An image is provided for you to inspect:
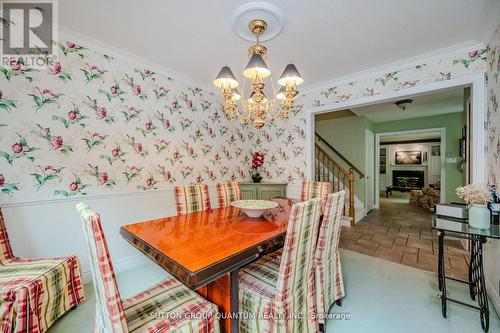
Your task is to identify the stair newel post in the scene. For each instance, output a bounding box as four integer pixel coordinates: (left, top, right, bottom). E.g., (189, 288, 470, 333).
(348, 168, 355, 226)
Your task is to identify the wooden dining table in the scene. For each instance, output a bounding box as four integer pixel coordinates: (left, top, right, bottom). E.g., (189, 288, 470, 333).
(120, 198, 297, 333)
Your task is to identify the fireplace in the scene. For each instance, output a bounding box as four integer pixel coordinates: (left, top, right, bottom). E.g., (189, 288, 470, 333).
(392, 170, 424, 189)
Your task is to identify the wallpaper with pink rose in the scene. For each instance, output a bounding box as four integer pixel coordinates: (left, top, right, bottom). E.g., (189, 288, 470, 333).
(0, 37, 492, 204)
(0, 40, 255, 203)
(248, 46, 489, 187)
(486, 23, 500, 189)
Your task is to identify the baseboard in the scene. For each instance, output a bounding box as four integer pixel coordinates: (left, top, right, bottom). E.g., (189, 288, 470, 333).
(81, 254, 150, 283)
(486, 276, 500, 317)
(355, 208, 367, 223)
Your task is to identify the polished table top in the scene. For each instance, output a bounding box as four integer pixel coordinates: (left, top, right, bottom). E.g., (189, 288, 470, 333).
(432, 215, 500, 239)
(120, 198, 296, 289)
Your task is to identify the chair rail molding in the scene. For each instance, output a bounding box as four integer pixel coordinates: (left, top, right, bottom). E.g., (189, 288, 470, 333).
(305, 73, 487, 189)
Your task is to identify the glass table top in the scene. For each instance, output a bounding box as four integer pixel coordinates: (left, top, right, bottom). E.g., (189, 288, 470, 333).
(432, 215, 500, 239)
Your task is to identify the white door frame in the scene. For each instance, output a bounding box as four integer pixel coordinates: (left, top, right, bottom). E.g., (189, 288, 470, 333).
(306, 73, 486, 185)
(365, 129, 375, 211)
(374, 127, 446, 209)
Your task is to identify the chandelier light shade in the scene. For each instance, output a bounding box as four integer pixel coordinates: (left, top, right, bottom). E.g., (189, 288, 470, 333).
(213, 66, 239, 89)
(213, 19, 303, 129)
(243, 53, 272, 79)
(278, 64, 304, 86)
(231, 88, 241, 101)
(276, 86, 286, 100)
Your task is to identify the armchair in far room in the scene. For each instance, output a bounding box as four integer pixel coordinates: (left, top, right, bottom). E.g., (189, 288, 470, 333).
(410, 182, 441, 210)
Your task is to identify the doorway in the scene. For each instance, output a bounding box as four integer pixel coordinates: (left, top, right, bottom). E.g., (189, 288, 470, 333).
(313, 85, 475, 276)
(374, 127, 446, 210)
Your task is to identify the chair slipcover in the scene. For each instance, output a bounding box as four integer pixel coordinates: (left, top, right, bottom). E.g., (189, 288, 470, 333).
(76, 203, 219, 333)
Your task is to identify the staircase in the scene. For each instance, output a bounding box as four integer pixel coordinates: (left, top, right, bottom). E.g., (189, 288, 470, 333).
(314, 132, 365, 225)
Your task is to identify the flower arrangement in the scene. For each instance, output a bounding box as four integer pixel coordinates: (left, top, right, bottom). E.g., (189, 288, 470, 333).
(456, 184, 491, 206)
(251, 151, 265, 183)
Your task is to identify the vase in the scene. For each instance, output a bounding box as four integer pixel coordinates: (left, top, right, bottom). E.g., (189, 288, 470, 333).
(468, 204, 490, 229)
(251, 173, 263, 183)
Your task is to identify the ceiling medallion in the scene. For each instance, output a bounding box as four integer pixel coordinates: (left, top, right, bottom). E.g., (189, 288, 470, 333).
(214, 12, 303, 129)
(231, 2, 284, 42)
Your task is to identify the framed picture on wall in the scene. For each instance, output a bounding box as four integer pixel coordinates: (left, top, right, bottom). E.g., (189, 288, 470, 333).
(395, 150, 422, 165)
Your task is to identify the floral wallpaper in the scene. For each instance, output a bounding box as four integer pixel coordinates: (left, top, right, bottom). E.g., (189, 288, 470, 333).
(0, 36, 492, 204)
(248, 47, 489, 187)
(487, 23, 500, 189)
(0, 40, 251, 203)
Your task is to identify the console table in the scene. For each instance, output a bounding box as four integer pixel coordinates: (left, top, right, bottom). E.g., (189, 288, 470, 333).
(240, 183, 287, 200)
(432, 215, 500, 332)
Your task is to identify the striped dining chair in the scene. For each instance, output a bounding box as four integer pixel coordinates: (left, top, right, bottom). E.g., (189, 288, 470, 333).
(216, 181, 242, 207)
(238, 198, 322, 333)
(315, 191, 346, 326)
(0, 209, 85, 333)
(174, 184, 211, 215)
(300, 181, 332, 212)
(76, 203, 220, 333)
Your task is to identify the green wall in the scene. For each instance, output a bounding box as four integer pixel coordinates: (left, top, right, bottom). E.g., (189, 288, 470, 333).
(374, 112, 466, 202)
(315, 115, 373, 203)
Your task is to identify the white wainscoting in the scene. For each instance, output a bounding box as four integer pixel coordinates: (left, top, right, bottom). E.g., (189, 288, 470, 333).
(2, 184, 300, 283)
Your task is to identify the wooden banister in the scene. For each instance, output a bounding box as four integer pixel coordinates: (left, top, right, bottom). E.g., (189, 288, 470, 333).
(315, 143, 356, 225)
(315, 132, 365, 178)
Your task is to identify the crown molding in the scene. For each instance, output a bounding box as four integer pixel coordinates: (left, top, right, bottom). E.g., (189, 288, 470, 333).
(57, 26, 218, 93)
(300, 40, 485, 95)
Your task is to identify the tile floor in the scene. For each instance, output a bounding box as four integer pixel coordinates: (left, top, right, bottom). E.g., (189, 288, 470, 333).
(340, 194, 469, 280)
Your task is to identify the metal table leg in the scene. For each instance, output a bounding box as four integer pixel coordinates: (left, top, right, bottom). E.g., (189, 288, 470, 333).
(437, 231, 490, 332)
(438, 230, 444, 292)
(438, 230, 447, 317)
(471, 236, 489, 332)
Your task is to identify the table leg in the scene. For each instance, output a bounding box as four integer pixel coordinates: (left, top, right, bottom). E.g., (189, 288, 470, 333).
(437, 231, 444, 292)
(471, 236, 489, 332)
(230, 270, 239, 333)
(469, 238, 478, 300)
(438, 230, 447, 317)
(196, 272, 239, 333)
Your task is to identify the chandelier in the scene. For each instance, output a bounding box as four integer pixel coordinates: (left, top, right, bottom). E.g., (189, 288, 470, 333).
(213, 19, 303, 129)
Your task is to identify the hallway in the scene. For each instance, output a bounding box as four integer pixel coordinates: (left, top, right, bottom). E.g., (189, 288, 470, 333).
(340, 200, 469, 280)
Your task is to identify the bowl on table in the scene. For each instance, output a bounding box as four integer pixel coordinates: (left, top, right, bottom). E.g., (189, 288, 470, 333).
(231, 200, 279, 218)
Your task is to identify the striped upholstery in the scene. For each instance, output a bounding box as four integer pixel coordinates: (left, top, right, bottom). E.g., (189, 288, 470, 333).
(314, 191, 346, 322)
(0, 209, 85, 333)
(300, 181, 332, 212)
(0, 209, 15, 263)
(174, 184, 211, 215)
(216, 182, 242, 207)
(76, 203, 220, 333)
(239, 199, 321, 333)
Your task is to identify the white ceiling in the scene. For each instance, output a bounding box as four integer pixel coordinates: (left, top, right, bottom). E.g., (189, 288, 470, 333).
(58, 0, 500, 89)
(351, 88, 464, 122)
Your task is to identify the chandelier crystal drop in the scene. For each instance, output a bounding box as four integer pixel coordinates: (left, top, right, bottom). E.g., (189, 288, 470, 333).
(213, 19, 303, 129)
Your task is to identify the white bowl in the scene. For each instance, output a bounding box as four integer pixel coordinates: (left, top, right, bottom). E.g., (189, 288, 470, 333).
(231, 200, 279, 218)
